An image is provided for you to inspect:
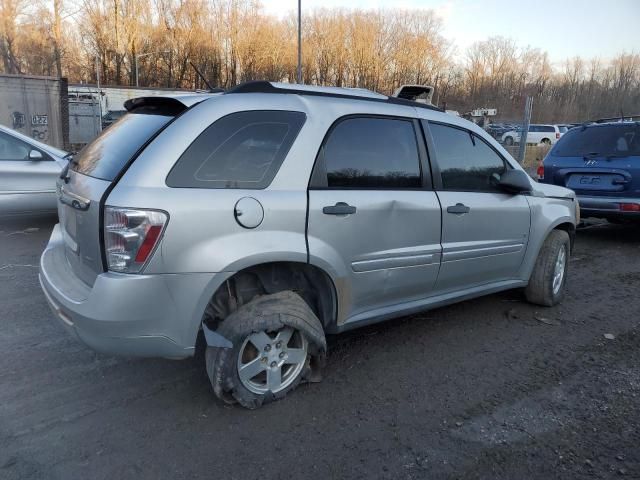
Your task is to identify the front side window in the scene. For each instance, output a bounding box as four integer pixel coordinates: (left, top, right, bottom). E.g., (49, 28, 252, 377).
(319, 117, 421, 189)
(167, 110, 306, 189)
(0, 132, 30, 161)
(429, 123, 507, 192)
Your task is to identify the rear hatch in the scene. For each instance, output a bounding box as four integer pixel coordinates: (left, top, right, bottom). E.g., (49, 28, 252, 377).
(57, 97, 197, 286)
(543, 123, 640, 197)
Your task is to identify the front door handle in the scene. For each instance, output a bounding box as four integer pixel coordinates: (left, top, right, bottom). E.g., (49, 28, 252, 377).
(446, 203, 470, 215)
(323, 202, 357, 215)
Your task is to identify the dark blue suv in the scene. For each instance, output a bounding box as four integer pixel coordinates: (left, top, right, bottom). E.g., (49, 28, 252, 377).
(539, 121, 640, 221)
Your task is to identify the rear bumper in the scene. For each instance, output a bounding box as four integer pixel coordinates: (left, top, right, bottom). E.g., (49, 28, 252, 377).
(577, 195, 640, 220)
(39, 224, 231, 358)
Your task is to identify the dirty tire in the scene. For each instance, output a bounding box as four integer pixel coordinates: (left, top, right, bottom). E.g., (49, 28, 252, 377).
(504, 136, 514, 146)
(205, 291, 326, 409)
(525, 230, 570, 306)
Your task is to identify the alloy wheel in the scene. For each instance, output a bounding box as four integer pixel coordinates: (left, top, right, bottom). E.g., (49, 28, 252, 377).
(237, 326, 308, 394)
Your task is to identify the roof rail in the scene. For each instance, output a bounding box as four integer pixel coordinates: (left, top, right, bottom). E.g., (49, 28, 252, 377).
(592, 114, 640, 123)
(225, 81, 444, 112)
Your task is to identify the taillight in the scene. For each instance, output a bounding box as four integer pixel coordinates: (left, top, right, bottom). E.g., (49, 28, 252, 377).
(556, 132, 560, 139)
(104, 207, 168, 273)
(619, 203, 640, 212)
(536, 159, 545, 180)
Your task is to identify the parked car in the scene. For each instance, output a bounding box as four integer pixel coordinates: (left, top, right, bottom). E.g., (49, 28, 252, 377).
(502, 124, 564, 146)
(539, 121, 640, 222)
(0, 124, 69, 216)
(39, 82, 578, 408)
(485, 123, 512, 140)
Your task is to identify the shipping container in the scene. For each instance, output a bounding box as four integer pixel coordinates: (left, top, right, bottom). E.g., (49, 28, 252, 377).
(0, 74, 69, 150)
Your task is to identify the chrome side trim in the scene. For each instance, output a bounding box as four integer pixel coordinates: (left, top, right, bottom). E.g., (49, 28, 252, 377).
(352, 253, 436, 272)
(442, 243, 524, 262)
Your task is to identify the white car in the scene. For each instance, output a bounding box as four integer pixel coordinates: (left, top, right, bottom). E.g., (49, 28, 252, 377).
(0, 124, 69, 216)
(502, 124, 564, 146)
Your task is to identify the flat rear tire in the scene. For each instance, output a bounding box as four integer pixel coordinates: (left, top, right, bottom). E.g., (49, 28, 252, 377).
(205, 291, 326, 409)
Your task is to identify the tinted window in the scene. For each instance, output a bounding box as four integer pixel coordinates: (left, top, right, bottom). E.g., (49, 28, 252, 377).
(429, 123, 507, 191)
(552, 124, 640, 157)
(321, 117, 421, 188)
(71, 112, 173, 180)
(541, 126, 555, 132)
(167, 111, 305, 189)
(0, 132, 30, 161)
(529, 125, 539, 133)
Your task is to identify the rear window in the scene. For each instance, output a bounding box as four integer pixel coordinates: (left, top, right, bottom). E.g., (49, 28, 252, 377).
(552, 124, 640, 157)
(166, 110, 305, 189)
(71, 112, 173, 180)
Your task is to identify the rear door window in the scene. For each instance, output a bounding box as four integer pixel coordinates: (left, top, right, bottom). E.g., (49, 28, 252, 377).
(71, 112, 174, 180)
(428, 123, 507, 192)
(314, 117, 422, 189)
(552, 125, 640, 157)
(167, 111, 305, 189)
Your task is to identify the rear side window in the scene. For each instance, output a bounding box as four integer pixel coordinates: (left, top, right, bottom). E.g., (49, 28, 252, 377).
(429, 123, 507, 192)
(167, 111, 305, 189)
(71, 112, 173, 180)
(316, 117, 421, 189)
(552, 125, 640, 157)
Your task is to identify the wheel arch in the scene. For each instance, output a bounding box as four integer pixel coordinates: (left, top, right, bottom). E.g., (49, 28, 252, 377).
(552, 221, 576, 252)
(201, 260, 339, 336)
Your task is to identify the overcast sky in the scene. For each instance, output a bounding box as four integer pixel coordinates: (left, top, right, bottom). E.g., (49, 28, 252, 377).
(262, 0, 640, 64)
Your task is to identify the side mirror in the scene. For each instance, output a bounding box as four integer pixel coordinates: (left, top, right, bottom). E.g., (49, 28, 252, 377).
(498, 169, 532, 194)
(29, 150, 43, 160)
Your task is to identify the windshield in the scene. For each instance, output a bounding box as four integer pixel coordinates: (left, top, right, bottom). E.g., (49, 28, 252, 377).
(552, 124, 640, 157)
(70, 112, 173, 180)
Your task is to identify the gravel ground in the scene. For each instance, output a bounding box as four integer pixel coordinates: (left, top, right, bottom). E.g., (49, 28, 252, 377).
(1, 215, 639, 480)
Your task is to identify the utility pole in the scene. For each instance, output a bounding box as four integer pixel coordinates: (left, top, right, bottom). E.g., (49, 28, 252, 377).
(297, 0, 302, 84)
(518, 96, 533, 164)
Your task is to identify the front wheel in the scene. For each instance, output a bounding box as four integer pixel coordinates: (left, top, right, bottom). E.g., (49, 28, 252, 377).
(205, 291, 326, 409)
(525, 230, 570, 306)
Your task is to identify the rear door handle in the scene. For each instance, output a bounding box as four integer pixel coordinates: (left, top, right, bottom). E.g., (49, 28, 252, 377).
(323, 202, 357, 215)
(446, 203, 470, 215)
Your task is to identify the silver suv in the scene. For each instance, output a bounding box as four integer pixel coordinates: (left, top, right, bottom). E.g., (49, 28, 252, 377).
(40, 82, 578, 408)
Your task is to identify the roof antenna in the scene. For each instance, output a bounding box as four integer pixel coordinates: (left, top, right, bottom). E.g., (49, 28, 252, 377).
(190, 61, 223, 92)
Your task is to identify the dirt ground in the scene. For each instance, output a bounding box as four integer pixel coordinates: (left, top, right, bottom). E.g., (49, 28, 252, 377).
(1, 215, 639, 480)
